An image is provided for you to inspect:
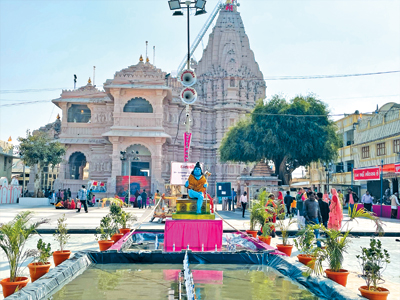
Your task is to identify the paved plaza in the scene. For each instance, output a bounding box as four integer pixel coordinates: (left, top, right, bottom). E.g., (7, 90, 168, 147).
(1, 203, 400, 299)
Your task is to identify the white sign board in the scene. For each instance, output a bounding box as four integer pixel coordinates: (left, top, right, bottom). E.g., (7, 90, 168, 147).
(170, 162, 203, 186)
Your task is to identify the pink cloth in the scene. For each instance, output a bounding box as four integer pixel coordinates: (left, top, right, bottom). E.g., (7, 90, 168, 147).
(164, 220, 222, 251)
(349, 193, 354, 204)
(323, 193, 329, 203)
(278, 191, 283, 200)
(328, 189, 343, 230)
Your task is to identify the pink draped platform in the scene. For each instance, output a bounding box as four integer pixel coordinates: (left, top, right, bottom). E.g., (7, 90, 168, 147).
(164, 220, 223, 251)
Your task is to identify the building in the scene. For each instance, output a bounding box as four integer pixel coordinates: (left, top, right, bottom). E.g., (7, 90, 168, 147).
(0, 139, 15, 182)
(46, 3, 265, 197)
(309, 102, 400, 198)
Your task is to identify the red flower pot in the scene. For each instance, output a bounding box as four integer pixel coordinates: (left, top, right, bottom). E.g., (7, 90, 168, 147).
(53, 250, 71, 267)
(246, 230, 257, 238)
(297, 254, 315, 269)
(276, 244, 293, 256)
(119, 228, 131, 235)
(28, 262, 51, 282)
(259, 236, 271, 245)
(111, 233, 124, 243)
(0, 277, 29, 298)
(358, 286, 390, 300)
(325, 269, 349, 287)
(98, 240, 114, 251)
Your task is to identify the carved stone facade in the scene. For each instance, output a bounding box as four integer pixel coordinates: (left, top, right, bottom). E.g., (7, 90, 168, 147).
(51, 6, 265, 196)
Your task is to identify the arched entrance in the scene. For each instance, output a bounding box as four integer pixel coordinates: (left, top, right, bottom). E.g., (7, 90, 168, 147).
(69, 152, 87, 180)
(121, 144, 152, 177)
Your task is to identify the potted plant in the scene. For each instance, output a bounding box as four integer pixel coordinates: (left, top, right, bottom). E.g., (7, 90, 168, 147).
(357, 238, 390, 300)
(95, 215, 116, 251)
(247, 198, 267, 238)
(28, 239, 52, 282)
(311, 228, 351, 287)
(109, 205, 124, 242)
(294, 225, 317, 268)
(0, 211, 48, 297)
(274, 203, 297, 256)
(259, 222, 274, 245)
(53, 214, 71, 266)
(118, 211, 137, 235)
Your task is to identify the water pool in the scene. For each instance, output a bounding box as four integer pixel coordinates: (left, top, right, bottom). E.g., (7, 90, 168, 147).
(50, 264, 319, 300)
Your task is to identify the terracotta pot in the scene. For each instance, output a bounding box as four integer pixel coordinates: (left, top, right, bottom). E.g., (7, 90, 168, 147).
(119, 228, 131, 235)
(358, 286, 390, 300)
(297, 254, 315, 269)
(98, 240, 114, 251)
(246, 230, 258, 238)
(53, 250, 71, 267)
(276, 244, 293, 256)
(28, 262, 51, 282)
(111, 233, 124, 243)
(0, 277, 29, 298)
(259, 236, 271, 245)
(325, 269, 349, 287)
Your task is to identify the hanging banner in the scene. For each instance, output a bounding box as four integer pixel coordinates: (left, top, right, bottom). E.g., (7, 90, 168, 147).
(183, 132, 192, 162)
(353, 167, 380, 181)
(170, 162, 203, 186)
(395, 163, 400, 173)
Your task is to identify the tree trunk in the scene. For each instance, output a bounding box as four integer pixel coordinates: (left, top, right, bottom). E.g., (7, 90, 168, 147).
(34, 165, 42, 198)
(273, 157, 294, 186)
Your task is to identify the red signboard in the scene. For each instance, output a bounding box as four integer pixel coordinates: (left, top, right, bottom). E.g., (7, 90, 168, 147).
(395, 164, 400, 173)
(353, 167, 380, 181)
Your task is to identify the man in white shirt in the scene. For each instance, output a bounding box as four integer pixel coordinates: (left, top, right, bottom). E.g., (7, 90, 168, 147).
(361, 191, 374, 212)
(390, 192, 399, 219)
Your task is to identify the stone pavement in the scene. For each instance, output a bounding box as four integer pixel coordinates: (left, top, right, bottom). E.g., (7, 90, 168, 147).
(1, 203, 399, 233)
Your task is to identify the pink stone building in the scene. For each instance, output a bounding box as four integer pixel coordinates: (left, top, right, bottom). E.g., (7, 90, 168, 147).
(50, 5, 266, 197)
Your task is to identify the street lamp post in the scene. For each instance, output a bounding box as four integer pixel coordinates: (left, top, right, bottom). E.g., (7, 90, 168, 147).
(380, 159, 383, 216)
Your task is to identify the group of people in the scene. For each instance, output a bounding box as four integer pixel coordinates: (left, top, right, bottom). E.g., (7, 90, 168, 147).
(124, 189, 153, 209)
(53, 185, 95, 213)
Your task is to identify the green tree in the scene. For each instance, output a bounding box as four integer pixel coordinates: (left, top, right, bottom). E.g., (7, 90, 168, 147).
(219, 95, 341, 185)
(18, 131, 65, 196)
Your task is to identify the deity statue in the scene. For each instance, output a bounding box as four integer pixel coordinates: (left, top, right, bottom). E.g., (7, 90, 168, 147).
(185, 162, 208, 214)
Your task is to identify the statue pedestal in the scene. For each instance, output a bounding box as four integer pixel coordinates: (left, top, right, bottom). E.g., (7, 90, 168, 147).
(164, 219, 222, 251)
(172, 198, 215, 220)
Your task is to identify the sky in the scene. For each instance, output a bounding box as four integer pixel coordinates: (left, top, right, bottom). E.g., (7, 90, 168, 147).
(0, 0, 399, 144)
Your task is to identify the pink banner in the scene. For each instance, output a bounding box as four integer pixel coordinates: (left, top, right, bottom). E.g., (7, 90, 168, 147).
(395, 163, 400, 173)
(183, 132, 192, 162)
(353, 167, 380, 181)
(164, 220, 222, 252)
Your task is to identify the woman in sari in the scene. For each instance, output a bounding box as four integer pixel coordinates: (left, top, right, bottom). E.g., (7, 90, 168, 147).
(328, 188, 343, 230)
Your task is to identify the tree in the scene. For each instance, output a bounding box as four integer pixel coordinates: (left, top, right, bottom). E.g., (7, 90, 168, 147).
(18, 131, 66, 197)
(219, 95, 341, 185)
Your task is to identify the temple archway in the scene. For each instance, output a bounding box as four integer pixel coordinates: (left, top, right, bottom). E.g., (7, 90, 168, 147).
(123, 97, 153, 113)
(121, 144, 152, 176)
(67, 104, 91, 123)
(68, 152, 87, 180)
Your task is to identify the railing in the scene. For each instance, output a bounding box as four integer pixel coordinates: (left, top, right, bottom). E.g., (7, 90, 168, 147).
(114, 114, 163, 127)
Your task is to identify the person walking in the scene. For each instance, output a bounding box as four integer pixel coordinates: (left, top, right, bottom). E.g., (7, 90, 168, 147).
(141, 189, 147, 209)
(345, 188, 359, 216)
(390, 192, 399, 219)
(284, 191, 293, 217)
(361, 190, 374, 212)
(134, 189, 140, 208)
(231, 188, 236, 212)
(77, 185, 88, 213)
(240, 191, 248, 218)
(67, 188, 72, 200)
(337, 190, 344, 207)
(303, 192, 322, 247)
(317, 192, 330, 228)
(328, 189, 343, 230)
(296, 189, 305, 229)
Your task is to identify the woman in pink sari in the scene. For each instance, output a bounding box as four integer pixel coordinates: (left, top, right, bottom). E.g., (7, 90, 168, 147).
(328, 188, 343, 230)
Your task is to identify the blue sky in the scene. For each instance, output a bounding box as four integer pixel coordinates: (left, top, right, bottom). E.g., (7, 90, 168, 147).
(1, 0, 399, 143)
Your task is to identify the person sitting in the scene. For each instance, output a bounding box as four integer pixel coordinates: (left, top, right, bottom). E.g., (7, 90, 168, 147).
(55, 202, 64, 209)
(70, 199, 76, 209)
(185, 162, 208, 214)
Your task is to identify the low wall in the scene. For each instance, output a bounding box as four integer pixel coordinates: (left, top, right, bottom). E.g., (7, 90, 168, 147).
(18, 197, 50, 206)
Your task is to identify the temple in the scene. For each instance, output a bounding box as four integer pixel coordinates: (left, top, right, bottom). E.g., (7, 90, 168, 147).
(40, 3, 266, 196)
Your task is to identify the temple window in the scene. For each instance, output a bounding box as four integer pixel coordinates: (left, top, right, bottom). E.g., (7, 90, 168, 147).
(67, 104, 91, 123)
(123, 97, 153, 113)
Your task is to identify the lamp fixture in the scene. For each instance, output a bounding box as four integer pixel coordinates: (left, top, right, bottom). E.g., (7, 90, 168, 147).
(173, 10, 184, 16)
(195, 8, 207, 16)
(194, 0, 206, 10)
(168, 0, 181, 10)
